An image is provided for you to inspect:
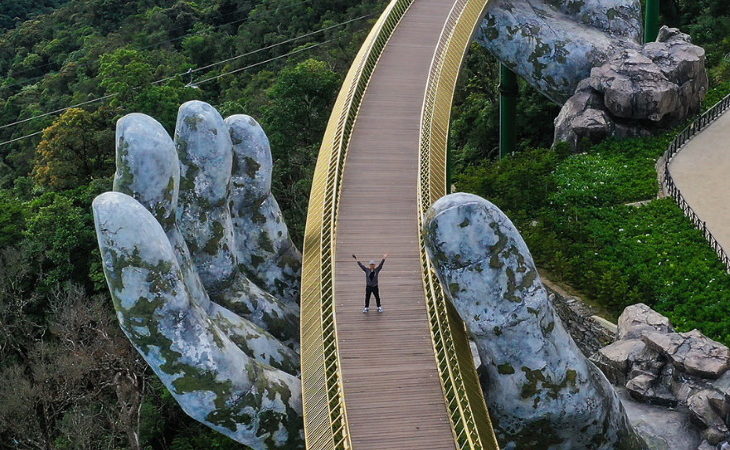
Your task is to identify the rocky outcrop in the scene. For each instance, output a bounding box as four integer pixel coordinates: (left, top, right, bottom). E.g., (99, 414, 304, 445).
(643, 330, 730, 379)
(591, 304, 730, 447)
(555, 27, 708, 150)
(424, 193, 646, 449)
(618, 303, 674, 340)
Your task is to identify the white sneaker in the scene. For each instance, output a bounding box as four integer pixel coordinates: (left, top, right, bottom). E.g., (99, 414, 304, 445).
(377, 306, 384, 313)
(362, 307, 369, 313)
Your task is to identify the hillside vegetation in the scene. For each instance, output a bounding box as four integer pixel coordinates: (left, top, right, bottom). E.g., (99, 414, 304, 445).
(450, 1, 730, 345)
(0, 0, 383, 447)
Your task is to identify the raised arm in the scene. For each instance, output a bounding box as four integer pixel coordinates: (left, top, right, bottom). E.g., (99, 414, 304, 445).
(353, 254, 367, 271)
(376, 254, 387, 271)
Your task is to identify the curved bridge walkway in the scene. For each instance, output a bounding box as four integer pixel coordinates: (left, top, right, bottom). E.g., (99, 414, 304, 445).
(333, 0, 459, 447)
(301, 0, 498, 448)
(668, 107, 730, 258)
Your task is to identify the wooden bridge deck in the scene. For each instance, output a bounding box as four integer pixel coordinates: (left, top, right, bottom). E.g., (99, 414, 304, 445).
(333, 0, 461, 448)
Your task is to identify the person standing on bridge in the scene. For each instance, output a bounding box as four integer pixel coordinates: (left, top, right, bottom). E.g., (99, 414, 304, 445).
(352, 254, 387, 313)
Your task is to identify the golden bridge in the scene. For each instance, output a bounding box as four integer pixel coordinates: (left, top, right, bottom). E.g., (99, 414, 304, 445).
(300, 0, 500, 447)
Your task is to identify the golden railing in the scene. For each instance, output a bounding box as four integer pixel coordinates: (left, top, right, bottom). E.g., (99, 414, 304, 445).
(417, 0, 500, 448)
(299, 0, 414, 448)
(302, 0, 501, 447)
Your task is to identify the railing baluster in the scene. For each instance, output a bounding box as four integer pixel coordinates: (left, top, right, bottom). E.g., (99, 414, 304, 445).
(661, 93, 730, 272)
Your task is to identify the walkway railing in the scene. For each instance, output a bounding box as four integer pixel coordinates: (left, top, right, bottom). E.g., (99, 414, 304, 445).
(662, 93, 730, 271)
(417, 0, 500, 448)
(302, 0, 505, 447)
(300, 0, 414, 447)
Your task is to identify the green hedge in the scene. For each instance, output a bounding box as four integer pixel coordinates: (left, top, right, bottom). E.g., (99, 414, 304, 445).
(455, 84, 730, 346)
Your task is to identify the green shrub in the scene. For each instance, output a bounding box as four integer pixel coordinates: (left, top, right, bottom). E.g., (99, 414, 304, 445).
(454, 83, 730, 346)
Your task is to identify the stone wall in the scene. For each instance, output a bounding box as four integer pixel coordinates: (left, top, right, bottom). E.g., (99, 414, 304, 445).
(541, 275, 617, 357)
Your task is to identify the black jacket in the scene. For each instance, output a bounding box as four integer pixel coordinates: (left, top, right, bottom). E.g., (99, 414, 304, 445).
(357, 259, 385, 287)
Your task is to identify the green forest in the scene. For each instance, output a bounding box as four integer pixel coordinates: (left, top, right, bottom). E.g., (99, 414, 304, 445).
(0, 0, 728, 448)
(0, 0, 384, 447)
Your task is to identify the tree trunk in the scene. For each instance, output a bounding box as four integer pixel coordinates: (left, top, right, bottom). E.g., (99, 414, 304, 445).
(114, 371, 142, 450)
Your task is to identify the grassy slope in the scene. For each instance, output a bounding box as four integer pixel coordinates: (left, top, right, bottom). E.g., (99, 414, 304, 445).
(455, 82, 730, 346)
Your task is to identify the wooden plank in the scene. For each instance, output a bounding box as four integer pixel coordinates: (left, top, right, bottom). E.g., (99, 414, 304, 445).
(333, 0, 460, 448)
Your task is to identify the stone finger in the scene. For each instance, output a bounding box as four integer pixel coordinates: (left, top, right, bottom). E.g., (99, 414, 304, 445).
(113, 113, 179, 228)
(93, 192, 304, 449)
(174, 102, 299, 343)
(478, 0, 641, 103)
(423, 192, 644, 449)
(174, 100, 237, 290)
(227, 114, 301, 305)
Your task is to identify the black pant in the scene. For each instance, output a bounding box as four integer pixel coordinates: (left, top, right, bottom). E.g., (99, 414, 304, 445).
(365, 286, 381, 307)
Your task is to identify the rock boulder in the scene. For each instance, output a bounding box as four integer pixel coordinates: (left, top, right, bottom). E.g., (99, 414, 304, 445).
(626, 373, 678, 407)
(618, 303, 675, 340)
(643, 330, 730, 379)
(594, 304, 730, 447)
(554, 27, 708, 150)
(591, 339, 657, 385)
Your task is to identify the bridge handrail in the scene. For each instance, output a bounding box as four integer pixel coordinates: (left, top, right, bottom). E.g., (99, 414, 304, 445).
(662, 93, 730, 272)
(417, 0, 500, 448)
(300, 0, 415, 447)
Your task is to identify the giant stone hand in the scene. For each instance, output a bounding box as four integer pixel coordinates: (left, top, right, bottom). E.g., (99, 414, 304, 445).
(478, 1, 709, 149)
(477, 0, 643, 103)
(424, 193, 647, 449)
(93, 101, 303, 448)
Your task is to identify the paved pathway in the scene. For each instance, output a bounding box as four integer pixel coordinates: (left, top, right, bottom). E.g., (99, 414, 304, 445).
(669, 109, 730, 255)
(333, 0, 461, 447)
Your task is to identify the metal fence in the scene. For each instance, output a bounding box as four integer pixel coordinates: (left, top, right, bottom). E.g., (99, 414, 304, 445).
(662, 93, 730, 270)
(416, 0, 500, 448)
(300, 0, 415, 448)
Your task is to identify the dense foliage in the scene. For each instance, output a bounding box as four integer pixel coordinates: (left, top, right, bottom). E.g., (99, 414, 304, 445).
(455, 83, 730, 347)
(0, 0, 69, 31)
(0, 0, 384, 448)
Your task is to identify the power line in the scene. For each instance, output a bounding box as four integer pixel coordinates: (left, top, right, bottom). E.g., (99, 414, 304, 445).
(2, 0, 313, 89)
(186, 14, 371, 76)
(0, 14, 366, 130)
(0, 38, 337, 148)
(194, 39, 335, 86)
(0, 94, 115, 131)
(0, 131, 43, 147)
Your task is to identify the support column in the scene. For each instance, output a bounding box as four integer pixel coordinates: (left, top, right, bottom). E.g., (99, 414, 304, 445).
(644, 0, 660, 43)
(499, 64, 518, 159)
